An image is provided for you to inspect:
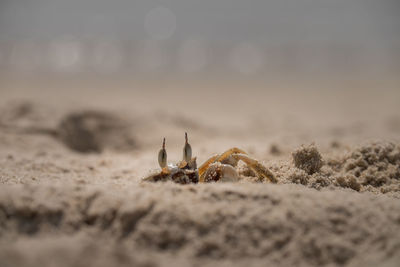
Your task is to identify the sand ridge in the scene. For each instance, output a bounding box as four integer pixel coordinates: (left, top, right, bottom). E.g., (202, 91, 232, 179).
(1, 182, 400, 267)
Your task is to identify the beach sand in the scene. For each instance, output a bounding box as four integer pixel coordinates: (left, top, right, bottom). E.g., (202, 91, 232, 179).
(0, 75, 399, 266)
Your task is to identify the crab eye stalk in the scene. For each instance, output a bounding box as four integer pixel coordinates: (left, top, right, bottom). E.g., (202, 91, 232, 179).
(158, 138, 167, 168)
(183, 132, 192, 162)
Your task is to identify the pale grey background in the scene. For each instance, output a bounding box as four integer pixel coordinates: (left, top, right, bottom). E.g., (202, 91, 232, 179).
(1, 0, 399, 45)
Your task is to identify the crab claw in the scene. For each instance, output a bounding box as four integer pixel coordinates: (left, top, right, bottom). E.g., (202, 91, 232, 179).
(202, 162, 240, 182)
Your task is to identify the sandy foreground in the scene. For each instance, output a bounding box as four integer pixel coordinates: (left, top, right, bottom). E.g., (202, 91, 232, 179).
(0, 76, 399, 267)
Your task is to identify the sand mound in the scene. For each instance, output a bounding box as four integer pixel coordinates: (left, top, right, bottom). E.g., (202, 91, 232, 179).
(0, 100, 57, 133)
(57, 111, 136, 153)
(275, 142, 400, 196)
(0, 101, 137, 153)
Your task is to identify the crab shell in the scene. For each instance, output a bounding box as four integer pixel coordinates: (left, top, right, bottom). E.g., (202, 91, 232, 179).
(142, 158, 199, 184)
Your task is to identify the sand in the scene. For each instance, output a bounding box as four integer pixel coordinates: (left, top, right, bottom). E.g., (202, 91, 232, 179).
(0, 76, 399, 266)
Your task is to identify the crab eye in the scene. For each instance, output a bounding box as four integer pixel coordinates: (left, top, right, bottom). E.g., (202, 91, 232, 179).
(158, 138, 167, 168)
(183, 132, 192, 162)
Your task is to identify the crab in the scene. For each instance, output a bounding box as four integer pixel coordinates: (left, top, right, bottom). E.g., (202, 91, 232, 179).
(142, 133, 277, 184)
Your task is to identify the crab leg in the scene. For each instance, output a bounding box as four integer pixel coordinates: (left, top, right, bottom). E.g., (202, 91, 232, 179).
(215, 147, 247, 162)
(198, 154, 219, 179)
(199, 147, 247, 181)
(231, 154, 277, 183)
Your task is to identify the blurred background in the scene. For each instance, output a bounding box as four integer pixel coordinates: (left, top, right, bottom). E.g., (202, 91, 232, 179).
(0, 0, 399, 78)
(0, 0, 399, 148)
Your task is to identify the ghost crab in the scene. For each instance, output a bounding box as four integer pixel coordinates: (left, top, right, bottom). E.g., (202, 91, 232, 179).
(142, 133, 277, 184)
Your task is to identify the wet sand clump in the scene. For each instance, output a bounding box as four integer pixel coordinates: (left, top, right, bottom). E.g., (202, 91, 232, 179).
(292, 144, 324, 175)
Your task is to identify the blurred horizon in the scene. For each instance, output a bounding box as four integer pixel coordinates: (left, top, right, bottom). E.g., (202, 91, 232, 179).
(0, 0, 399, 77)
